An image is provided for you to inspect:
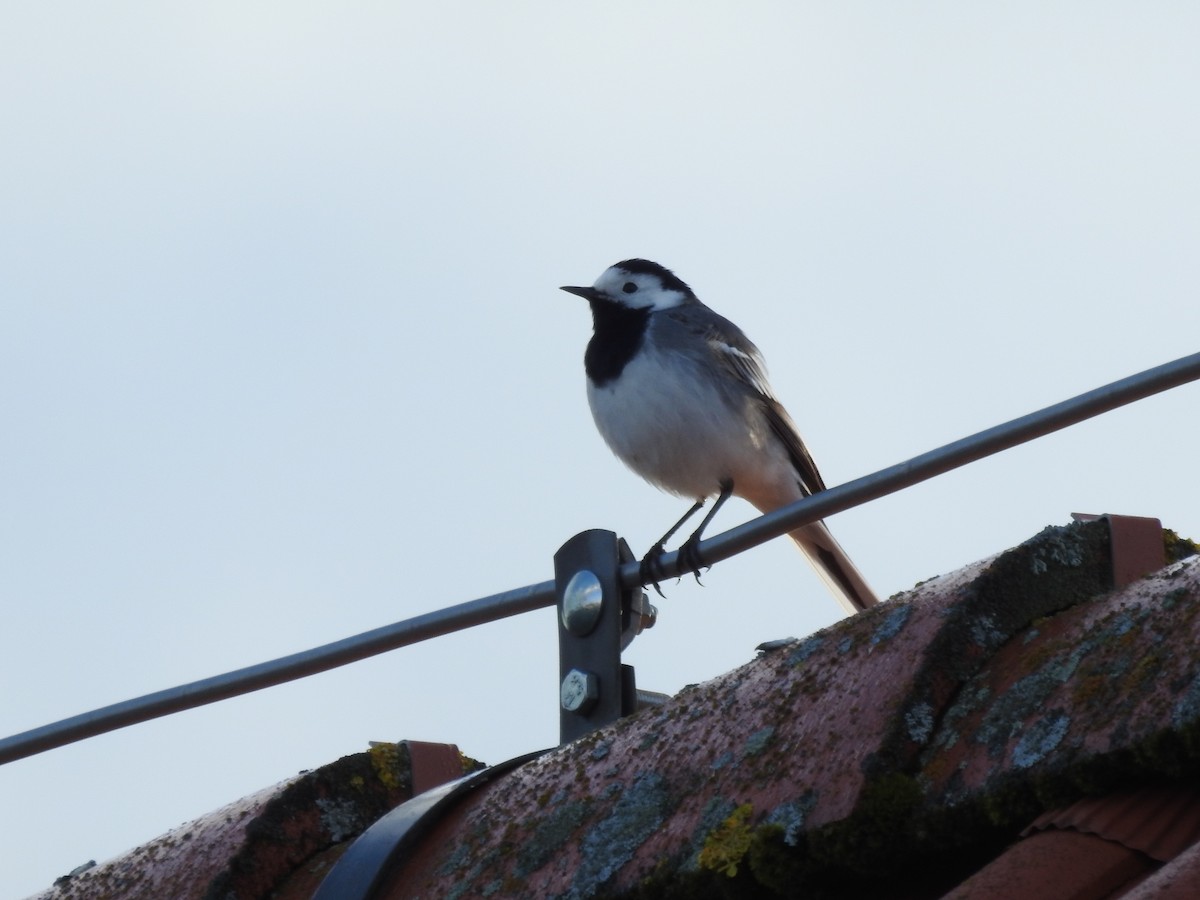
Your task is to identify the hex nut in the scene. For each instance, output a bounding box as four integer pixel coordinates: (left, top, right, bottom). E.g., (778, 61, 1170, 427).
(560, 668, 600, 714)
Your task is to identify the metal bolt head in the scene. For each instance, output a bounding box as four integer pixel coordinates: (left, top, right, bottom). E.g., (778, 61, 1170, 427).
(560, 569, 604, 636)
(560, 668, 599, 714)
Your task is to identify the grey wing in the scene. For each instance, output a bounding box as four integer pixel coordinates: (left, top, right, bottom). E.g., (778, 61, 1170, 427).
(760, 396, 827, 496)
(666, 305, 827, 496)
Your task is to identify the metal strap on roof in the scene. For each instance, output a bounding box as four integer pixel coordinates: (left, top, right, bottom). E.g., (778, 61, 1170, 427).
(312, 748, 550, 900)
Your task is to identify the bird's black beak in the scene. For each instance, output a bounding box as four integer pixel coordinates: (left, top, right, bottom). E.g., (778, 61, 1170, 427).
(560, 285, 599, 301)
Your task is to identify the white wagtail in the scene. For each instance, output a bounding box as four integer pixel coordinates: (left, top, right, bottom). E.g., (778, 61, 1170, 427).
(562, 259, 878, 614)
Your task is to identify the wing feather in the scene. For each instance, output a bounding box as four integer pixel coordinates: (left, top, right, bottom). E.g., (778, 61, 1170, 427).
(704, 329, 827, 496)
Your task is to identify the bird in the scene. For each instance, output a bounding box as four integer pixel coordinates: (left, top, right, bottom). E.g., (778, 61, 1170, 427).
(561, 258, 878, 614)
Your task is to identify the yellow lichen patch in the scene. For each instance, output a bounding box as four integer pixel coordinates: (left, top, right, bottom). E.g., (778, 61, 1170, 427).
(368, 742, 404, 792)
(698, 802, 754, 877)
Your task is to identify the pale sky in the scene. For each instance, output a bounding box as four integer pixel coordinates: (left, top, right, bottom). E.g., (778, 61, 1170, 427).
(3, 4, 1199, 896)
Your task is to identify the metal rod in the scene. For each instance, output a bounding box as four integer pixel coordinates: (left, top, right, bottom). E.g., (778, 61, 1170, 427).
(619, 350, 1200, 585)
(3, 350, 1199, 766)
(0, 581, 555, 765)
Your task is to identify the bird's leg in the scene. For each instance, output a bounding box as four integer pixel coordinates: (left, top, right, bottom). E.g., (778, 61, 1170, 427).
(677, 479, 734, 582)
(640, 497, 706, 597)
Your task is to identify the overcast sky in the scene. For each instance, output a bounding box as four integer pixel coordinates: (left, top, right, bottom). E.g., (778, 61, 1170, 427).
(3, 4, 1199, 896)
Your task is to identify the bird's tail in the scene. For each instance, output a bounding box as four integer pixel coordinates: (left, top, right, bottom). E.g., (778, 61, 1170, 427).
(788, 521, 878, 614)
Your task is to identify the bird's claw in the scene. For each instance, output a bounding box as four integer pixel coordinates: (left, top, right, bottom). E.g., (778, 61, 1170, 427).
(639, 544, 669, 598)
(639, 531, 711, 596)
(678, 534, 710, 585)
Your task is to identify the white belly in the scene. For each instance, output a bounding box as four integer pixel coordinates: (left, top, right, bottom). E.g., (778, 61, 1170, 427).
(586, 349, 796, 504)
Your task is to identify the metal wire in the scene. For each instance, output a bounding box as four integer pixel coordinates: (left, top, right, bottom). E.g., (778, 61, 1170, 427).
(0, 582, 555, 765)
(2, 350, 1198, 766)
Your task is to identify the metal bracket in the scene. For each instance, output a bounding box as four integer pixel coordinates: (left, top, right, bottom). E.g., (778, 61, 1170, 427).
(554, 530, 656, 744)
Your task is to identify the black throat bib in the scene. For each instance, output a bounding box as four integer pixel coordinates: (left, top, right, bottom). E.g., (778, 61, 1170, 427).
(584, 300, 651, 388)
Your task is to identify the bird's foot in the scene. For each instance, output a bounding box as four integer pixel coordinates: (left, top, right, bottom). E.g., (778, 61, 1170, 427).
(639, 543, 669, 598)
(678, 532, 710, 584)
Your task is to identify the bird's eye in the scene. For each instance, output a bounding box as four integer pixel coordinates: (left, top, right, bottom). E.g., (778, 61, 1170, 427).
(622, 282, 638, 294)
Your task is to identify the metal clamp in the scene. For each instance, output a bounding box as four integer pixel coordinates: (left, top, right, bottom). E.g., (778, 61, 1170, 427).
(554, 530, 657, 744)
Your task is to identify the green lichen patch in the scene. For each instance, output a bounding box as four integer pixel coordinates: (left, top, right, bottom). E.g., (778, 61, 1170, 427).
(1164, 529, 1200, 563)
(368, 742, 406, 793)
(683, 797, 742, 871)
(697, 802, 755, 877)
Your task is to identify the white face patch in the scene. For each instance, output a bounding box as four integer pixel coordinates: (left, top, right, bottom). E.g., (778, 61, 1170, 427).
(592, 266, 688, 312)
